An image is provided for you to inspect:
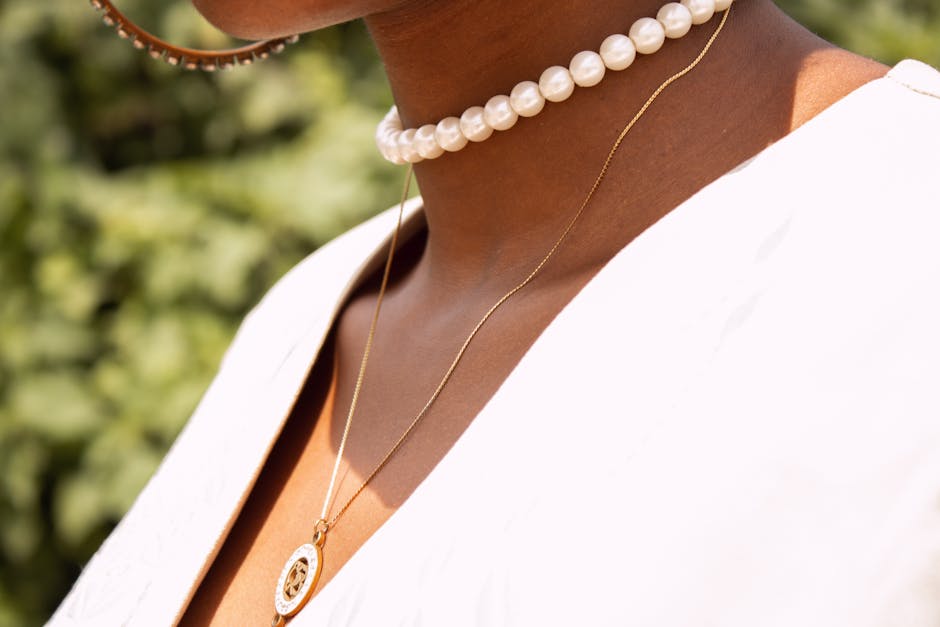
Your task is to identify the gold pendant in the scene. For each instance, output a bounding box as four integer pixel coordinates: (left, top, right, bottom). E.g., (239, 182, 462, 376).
(273, 541, 323, 619)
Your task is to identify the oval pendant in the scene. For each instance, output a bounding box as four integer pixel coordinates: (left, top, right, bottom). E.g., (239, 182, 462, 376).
(274, 543, 323, 618)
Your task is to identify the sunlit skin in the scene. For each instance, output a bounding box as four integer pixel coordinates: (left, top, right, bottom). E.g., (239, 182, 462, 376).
(180, 1, 887, 624)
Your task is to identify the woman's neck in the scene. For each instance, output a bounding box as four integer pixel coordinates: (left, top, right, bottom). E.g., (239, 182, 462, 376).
(364, 0, 860, 288)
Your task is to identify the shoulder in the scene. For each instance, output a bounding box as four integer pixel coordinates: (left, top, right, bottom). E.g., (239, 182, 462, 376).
(713, 60, 940, 216)
(883, 59, 940, 107)
(827, 59, 940, 169)
(863, 60, 940, 167)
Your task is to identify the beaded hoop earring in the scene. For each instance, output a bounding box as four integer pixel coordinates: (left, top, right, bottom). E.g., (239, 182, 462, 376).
(89, 0, 300, 71)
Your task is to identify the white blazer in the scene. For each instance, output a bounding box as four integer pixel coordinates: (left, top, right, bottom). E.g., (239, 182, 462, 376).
(53, 60, 940, 626)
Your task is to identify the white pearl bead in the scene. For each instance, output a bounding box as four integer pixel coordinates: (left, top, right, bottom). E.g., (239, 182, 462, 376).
(382, 131, 404, 161)
(397, 128, 421, 163)
(435, 116, 468, 152)
(483, 94, 519, 131)
(459, 106, 494, 142)
(379, 106, 402, 130)
(375, 128, 390, 151)
(510, 80, 546, 117)
(629, 17, 666, 55)
(377, 125, 400, 144)
(599, 34, 636, 71)
(414, 124, 445, 160)
(373, 0, 730, 165)
(375, 124, 392, 145)
(657, 3, 693, 39)
(539, 65, 576, 103)
(569, 50, 606, 88)
(375, 108, 402, 157)
(380, 130, 405, 164)
(375, 127, 390, 146)
(681, 0, 716, 24)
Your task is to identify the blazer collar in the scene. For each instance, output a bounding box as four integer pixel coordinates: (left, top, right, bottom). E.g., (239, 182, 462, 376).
(54, 198, 427, 626)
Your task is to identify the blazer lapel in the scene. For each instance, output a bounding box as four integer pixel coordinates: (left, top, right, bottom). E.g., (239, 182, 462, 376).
(51, 199, 425, 627)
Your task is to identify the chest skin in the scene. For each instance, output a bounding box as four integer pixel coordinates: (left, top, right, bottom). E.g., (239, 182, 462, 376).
(177, 230, 600, 626)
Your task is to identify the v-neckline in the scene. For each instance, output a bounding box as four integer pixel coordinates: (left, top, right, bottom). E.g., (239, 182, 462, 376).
(177, 65, 910, 624)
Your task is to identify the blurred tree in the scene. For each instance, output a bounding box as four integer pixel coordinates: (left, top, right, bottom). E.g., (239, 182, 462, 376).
(782, 0, 940, 65)
(0, 2, 400, 625)
(0, 0, 937, 625)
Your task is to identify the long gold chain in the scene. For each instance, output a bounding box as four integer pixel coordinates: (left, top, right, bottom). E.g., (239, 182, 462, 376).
(320, 5, 732, 534)
(274, 7, 732, 624)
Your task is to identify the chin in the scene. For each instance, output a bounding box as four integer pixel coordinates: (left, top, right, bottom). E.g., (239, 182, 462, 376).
(191, 0, 393, 39)
(190, 0, 300, 40)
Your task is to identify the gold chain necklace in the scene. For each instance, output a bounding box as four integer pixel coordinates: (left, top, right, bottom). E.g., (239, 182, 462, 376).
(272, 7, 732, 624)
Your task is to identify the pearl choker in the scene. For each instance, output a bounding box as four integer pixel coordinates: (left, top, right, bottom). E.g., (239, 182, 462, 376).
(375, 0, 733, 164)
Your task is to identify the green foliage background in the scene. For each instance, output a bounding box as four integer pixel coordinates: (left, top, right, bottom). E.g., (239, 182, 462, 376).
(0, 1, 938, 624)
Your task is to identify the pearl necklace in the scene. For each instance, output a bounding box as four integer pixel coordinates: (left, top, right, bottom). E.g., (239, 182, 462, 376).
(375, 0, 732, 164)
(272, 5, 734, 623)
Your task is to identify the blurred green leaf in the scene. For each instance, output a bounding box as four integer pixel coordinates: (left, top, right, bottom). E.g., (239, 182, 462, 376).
(0, 0, 937, 624)
(0, 1, 400, 623)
